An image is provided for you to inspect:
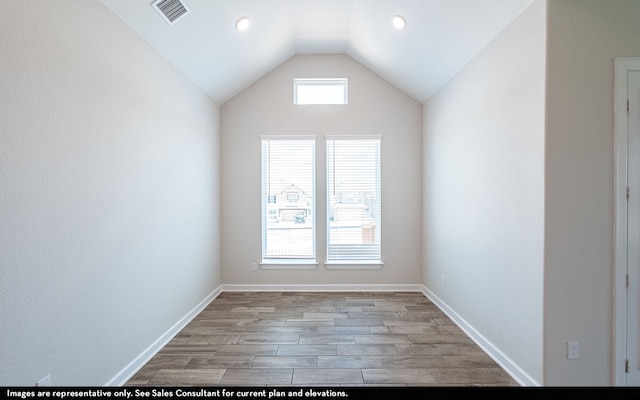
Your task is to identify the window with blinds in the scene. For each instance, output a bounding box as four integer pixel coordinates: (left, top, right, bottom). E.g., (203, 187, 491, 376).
(326, 137, 381, 263)
(261, 137, 316, 262)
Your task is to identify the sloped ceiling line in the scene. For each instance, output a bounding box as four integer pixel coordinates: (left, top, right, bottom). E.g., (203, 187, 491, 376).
(101, 0, 535, 104)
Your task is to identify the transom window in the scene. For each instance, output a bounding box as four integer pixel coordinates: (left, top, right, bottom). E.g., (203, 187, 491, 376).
(294, 79, 348, 105)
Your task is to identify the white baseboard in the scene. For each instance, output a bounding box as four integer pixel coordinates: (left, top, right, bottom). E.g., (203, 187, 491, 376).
(106, 284, 538, 387)
(104, 286, 222, 386)
(420, 285, 540, 387)
(221, 283, 424, 292)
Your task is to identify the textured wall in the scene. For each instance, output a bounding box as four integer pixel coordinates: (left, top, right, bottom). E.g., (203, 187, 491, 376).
(423, 0, 546, 384)
(544, 0, 640, 385)
(0, 0, 221, 385)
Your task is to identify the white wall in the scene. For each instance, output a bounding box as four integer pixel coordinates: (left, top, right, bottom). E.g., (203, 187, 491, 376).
(544, 0, 640, 386)
(422, 0, 546, 385)
(0, 1, 221, 386)
(221, 54, 422, 286)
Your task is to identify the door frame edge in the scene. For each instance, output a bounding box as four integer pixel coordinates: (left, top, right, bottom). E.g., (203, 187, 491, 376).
(614, 57, 640, 386)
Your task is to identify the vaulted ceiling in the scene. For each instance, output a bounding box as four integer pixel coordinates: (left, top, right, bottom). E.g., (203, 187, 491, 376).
(100, 0, 535, 104)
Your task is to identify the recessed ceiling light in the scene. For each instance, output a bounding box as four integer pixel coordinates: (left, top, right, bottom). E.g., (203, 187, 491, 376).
(392, 15, 406, 30)
(236, 16, 250, 31)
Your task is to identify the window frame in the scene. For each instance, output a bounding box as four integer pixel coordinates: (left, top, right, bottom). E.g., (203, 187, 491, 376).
(325, 136, 383, 269)
(293, 78, 348, 105)
(260, 135, 318, 269)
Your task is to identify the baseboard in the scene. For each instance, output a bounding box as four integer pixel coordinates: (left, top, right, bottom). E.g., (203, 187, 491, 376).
(106, 284, 538, 387)
(420, 285, 540, 387)
(104, 286, 222, 386)
(106, 284, 417, 386)
(221, 283, 424, 292)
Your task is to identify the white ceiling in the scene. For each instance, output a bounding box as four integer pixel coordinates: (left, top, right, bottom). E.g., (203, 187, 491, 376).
(100, 0, 535, 104)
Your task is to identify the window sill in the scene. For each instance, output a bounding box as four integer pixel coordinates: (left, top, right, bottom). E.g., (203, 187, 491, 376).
(325, 262, 383, 270)
(260, 260, 318, 270)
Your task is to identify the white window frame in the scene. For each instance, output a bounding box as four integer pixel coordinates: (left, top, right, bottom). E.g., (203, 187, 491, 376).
(260, 136, 317, 269)
(294, 79, 348, 105)
(325, 136, 383, 269)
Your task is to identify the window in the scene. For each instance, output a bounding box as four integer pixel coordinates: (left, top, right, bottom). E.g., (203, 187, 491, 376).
(326, 137, 381, 264)
(261, 137, 316, 263)
(294, 79, 348, 105)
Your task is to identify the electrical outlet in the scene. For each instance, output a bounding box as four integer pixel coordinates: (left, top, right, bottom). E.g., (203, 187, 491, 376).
(36, 375, 51, 386)
(568, 341, 579, 359)
(251, 262, 258, 271)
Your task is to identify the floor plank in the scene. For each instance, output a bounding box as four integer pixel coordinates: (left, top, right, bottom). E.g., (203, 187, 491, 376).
(125, 292, 519, 387)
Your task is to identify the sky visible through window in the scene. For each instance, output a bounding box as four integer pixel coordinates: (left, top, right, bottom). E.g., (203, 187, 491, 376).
(294, 79, 347, 105)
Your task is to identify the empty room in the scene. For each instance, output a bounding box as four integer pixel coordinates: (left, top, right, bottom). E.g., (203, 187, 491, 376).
(2, 0, 640, 389)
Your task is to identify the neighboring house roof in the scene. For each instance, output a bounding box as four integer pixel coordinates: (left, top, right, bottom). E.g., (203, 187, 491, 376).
(278, 184, 306, 195)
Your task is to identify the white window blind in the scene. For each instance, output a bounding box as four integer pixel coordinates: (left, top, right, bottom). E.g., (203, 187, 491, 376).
(261, 137, 316, 261)
(326, 138, 381, 263)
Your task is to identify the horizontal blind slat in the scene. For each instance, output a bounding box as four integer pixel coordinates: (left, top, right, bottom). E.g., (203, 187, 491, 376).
(262, 138, 316, 260)
(327, 139, 381, 262)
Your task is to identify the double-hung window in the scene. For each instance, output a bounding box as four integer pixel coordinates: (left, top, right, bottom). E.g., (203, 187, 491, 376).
(326, 137, 382, 264)
(261, 136, 316, 265)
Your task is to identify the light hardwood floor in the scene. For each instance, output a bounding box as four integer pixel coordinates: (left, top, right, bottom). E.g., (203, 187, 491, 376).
(125, 292, 519, 387)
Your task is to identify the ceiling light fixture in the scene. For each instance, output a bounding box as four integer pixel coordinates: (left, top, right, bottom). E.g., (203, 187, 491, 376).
(392, 15, 406, 30)
(235, 16, 250, 31)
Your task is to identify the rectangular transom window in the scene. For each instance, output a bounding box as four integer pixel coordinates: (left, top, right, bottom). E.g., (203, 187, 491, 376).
(326, 137, 381, 263)
(294, 79, 348, 105)
(261, 137, 316, 262)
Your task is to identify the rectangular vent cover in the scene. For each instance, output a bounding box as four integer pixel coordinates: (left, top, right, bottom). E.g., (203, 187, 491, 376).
(152, 0, 189, 25)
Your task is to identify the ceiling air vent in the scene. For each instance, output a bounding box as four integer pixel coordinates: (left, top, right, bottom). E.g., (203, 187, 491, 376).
(152, 0, 189, 25)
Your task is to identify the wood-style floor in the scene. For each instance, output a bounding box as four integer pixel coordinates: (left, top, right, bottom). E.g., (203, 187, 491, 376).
(125, 291, 519, 387)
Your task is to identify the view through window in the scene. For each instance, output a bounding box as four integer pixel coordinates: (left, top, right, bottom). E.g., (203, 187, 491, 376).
(261, 137, 316, 261)
(326, 138, 381, 263)
(261, 136, 381, 265)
